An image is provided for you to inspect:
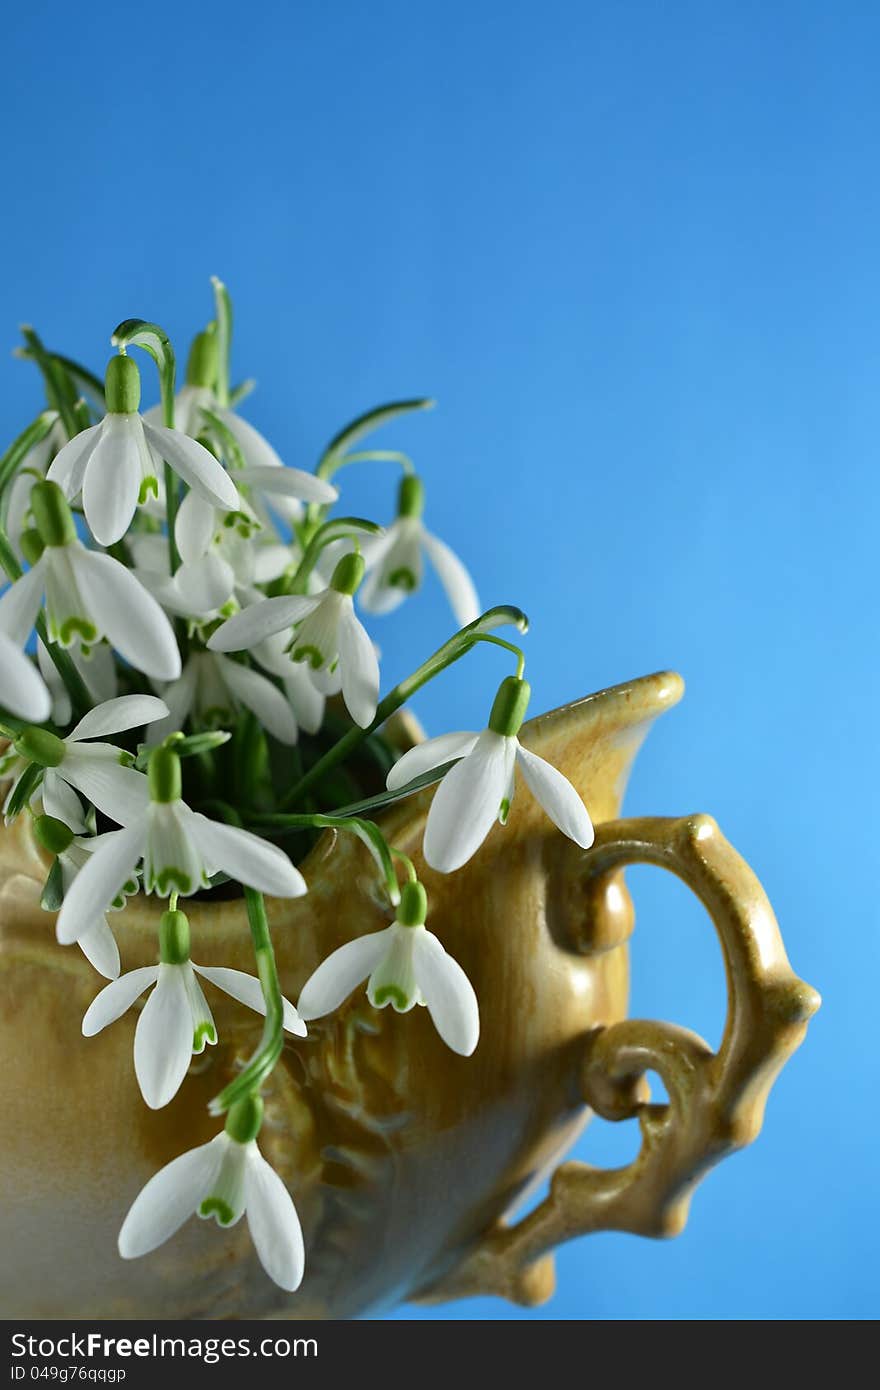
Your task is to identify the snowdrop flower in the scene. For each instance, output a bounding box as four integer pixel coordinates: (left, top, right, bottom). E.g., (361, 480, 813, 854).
(37, 639, 117, 727)
(251, 632, 326, 736)
(9, 694, 167, 834)
(56, 745, 306, 948)
(298, 881, 478, 1055)
(82, 908, 305, 1108)
(152, 650, 299, 746)
(386, 676, 594, 873)
(207, 553, 379, 728)
(0, 632, 50, 722)
(360, 475, 479, 627)
(118, 1094, 305, 1292)
(33, 815, 135, 979)
(5, 411, 65, 559)
(0, 482, 181, 682)
(47, 355, 239, 547)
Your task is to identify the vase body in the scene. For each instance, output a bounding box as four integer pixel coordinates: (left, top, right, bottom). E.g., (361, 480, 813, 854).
(0, 672, 708, 1317)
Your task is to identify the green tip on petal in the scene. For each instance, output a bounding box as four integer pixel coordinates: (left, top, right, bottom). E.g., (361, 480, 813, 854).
(330, 551, 365, 596)
(105, 353, 141, 415)
(30, 480, 76, 549)
(398, 880, 427, 927)
(225, 1093, 264, 1145)
(15, 726, 65, 768)
(32, 814, 74, 855)
(488, 675, 531, 738)
(148, 745, 182, 803)
(158, 908, 191, 965)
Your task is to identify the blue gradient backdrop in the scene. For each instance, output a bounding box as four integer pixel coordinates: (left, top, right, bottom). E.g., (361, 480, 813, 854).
(1, 2, 874, 1320)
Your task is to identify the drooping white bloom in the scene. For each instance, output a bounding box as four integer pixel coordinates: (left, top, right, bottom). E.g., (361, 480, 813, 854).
(8, 695, 167, 835)
(83, 957, 305, 1109)
(358, 475, 479, 626)
(152, 650, 299, 746)
(47, 356, 239, 547)
(297, 882, 478, 1056)
(34, 815, 137, 980)
(56, 749, 306, 948)
(386, 676, 594, 873)
(118, 1126, 305, 1292)
(0, 483, 181, 682)
(251, 632, 327, 736)
(207, 553, 379, 729)
(0, 632, 51, 722)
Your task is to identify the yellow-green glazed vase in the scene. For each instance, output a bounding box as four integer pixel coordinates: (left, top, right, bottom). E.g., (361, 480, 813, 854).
(0, 671, 819, 1318)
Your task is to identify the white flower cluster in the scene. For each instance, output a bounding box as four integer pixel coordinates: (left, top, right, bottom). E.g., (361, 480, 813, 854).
(0, 286, 594, 1297)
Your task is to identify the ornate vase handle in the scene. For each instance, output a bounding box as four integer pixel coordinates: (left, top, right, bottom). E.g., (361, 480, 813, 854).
(420, 814, 820, 1307)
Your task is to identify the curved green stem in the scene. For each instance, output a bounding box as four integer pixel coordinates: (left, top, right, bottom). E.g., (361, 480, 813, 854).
(210, 888, 284, 1116)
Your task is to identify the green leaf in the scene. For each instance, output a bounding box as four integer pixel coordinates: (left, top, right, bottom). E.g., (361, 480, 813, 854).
(0, 410, 59, 500)
(135, 729, 231, 770)
(325, 761, 457, 818)
(40, 856, 65, 912)
(17, 328, 82, 440)
(5, 763, 44, 820)
(229, 378, 256, 408)
(211, 277, 233, 407)
(317, 399, 435, 479)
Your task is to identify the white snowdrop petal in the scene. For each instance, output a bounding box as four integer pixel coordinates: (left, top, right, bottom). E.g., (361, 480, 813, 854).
(60, 750, 150, 826)
(118, 1136, 225, 1259)
(0, 634, 51, 722)
(236, 464, 338, 505)
(421, 529, 481, 627)
(134, 966, 195, 1109)
(185, 812, 307, 898)
(76, 917, 121, 981)
(296, 929, 393, 1020)
(215, 655, 299, 745)
(69, 548, 181, 681)
(192, 964, 307, 1036)
(423, 731, 514, 873)
(46, 423, 102, 499)
(283, 665, 325, 735)
(41, 770, 88, 834)
(385, 731, 479, 791)
(174, 489, 216, 565)
(412, 930, 480, 1056)
(56, 822, 144, 945)
(515, 744, 595, 849)
(68, 694, 169, 742)
(174, 554, 236, 615)
(82, 965, 159, 1035)
(0, 559, 46, 646)
(150, 659, 198, 745)
(142, 422, 240, 512)
(243, 1148, 305, 1292)
(213, 408, 285, 473)
(207, 594, 319, 652)
(336, 602, 379, 728)
(81, 416, 142, 546)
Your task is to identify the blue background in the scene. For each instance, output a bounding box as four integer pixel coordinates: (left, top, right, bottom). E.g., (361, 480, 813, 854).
(1, 1, 874, 1320)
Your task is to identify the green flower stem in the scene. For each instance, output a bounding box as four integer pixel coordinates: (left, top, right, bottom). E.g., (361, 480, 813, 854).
(211, 277, 233, 409)
(18, 328, 82, 441)
(247, 811, 400, 905)
(278, 605, 528, 810)
(284, 516, 381, 595)
(210, 887, 284, 1116)
(0, 524, 90, 719)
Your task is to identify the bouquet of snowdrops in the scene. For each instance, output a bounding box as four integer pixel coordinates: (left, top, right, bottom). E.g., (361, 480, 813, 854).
(0, 279, 594, 1294)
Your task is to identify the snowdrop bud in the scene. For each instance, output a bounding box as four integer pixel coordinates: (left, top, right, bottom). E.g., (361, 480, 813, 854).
(32, 814, 74, 855)
(15, 726, 65, 767)
(148, 745, 182, 803)
(397, 473, 425, 519)
(186, 331, 218, 389)
(330, 551, 365, 596)
(397, 880, 428, 927)
(488, 675, 531, 738)
(105, 353, 141, 415)
(158, 909, 191, 965)
(30, 480, 76, 548)
(225, 1093, 264, 1145)
(19, 528, 45, 565)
